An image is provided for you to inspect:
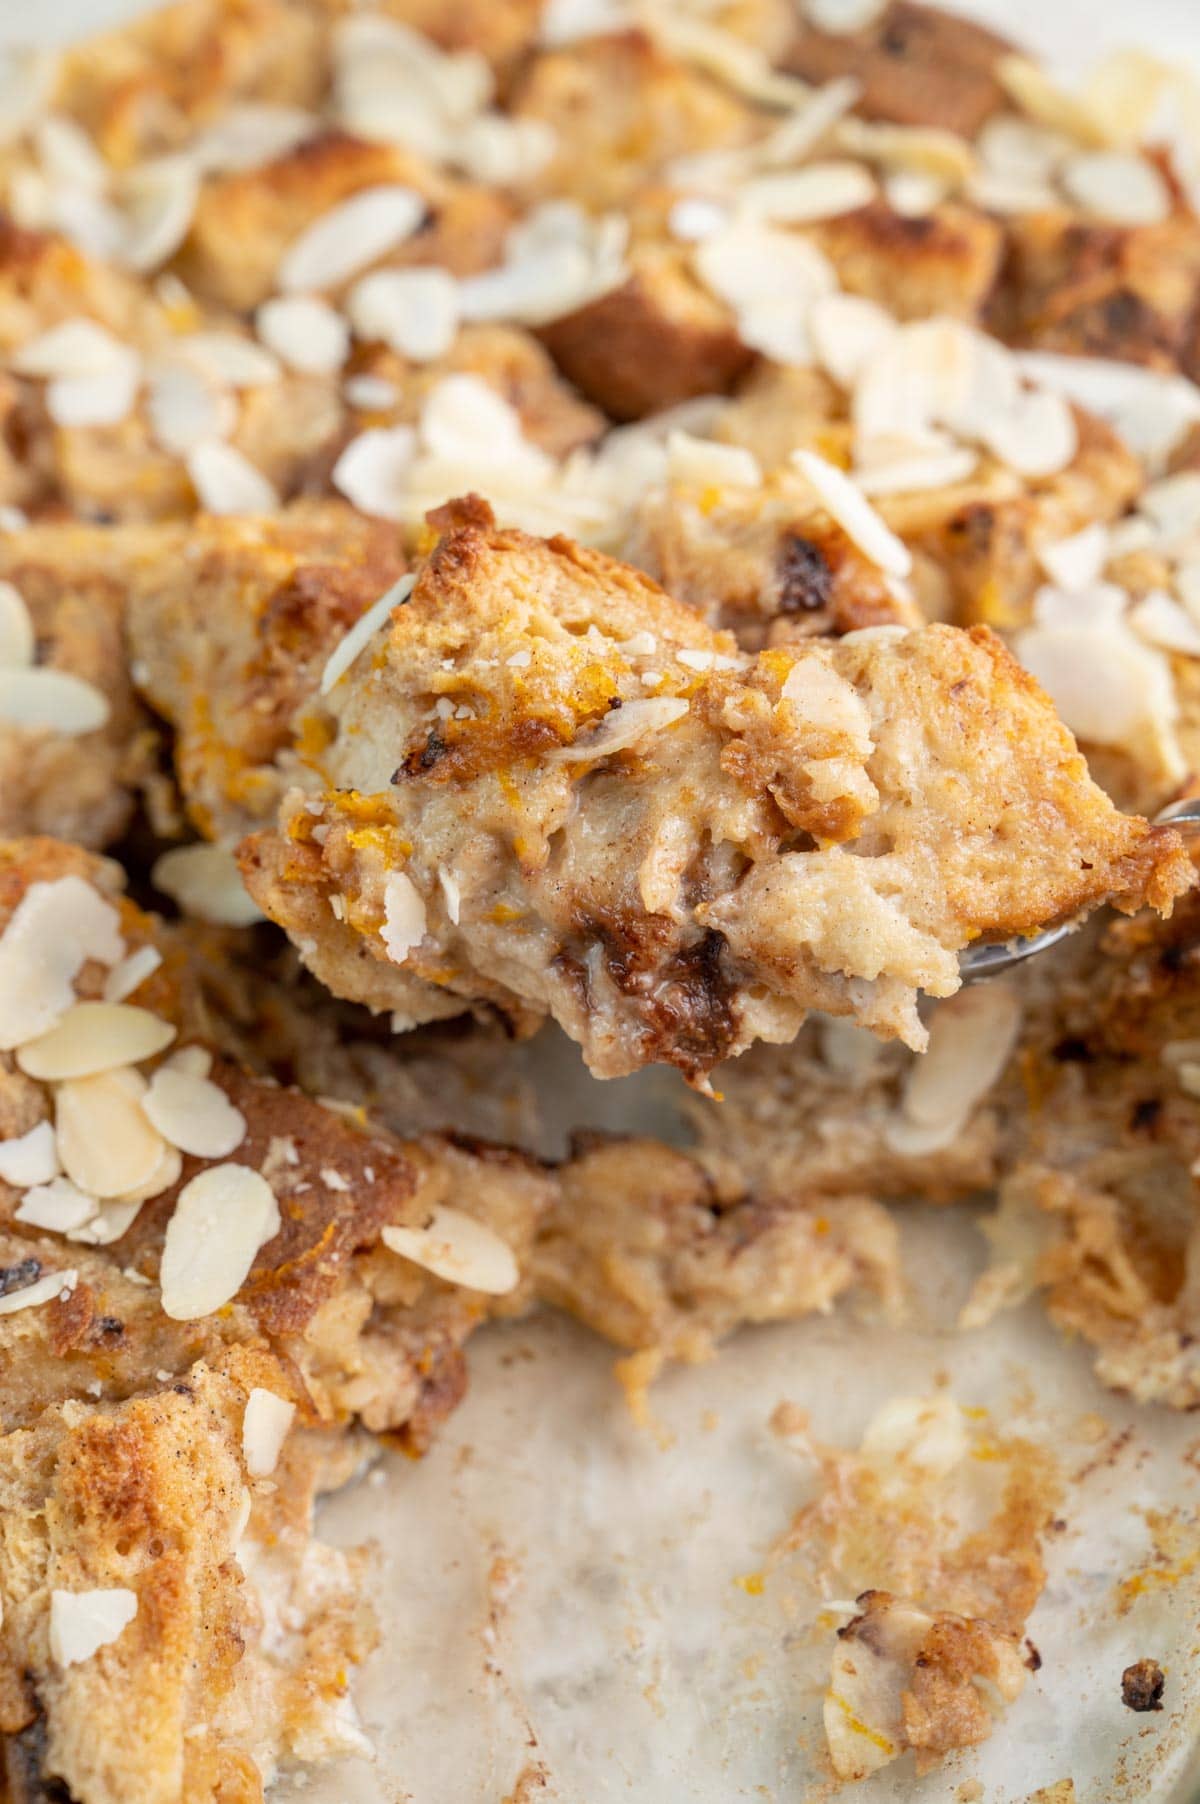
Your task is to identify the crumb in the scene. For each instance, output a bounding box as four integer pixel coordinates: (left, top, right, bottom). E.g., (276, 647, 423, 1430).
(769, 1400, 809, 1438)
(1121, 1659, 1166, 1712)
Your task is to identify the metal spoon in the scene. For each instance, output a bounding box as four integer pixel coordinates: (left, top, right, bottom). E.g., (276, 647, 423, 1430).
(959, 796, 1200, 981)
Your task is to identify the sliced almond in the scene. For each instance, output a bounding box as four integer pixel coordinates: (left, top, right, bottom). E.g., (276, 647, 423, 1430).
(0, 875, 123, 1052)
(12, 318, 129, 379)
(0, 668, 110, 736)
(382, 1205, 519, 1294)
(49, 1588, 138, 1668)
(739, 161, 876, 224)
(45, 353, 141, 428)
(278, 185, 425, 293)
(1061, 150, 1171, 226)
(320, 573, 415, 694)
(256, 295, 350, 375)
(242, 1388, 296, 1477)
(118, 155, 199, 273)
(381, 872, 427, 963)
(146, 359, 237, 455)
(347, 267, 460, 363)
(186, 442, 279, 515)
(102, 944, 163, 1004)
(666, 430, 760, 490)
(0, 1266, 77, 1317)
(17, 1002, 175, 1081)
(56, 1068, 166, 1199)
(886, 983, 1021, 1154)
(793, 450, 912, 578)
(15, 1176, 98, 1234)
(554, 695, 690, 762)
(0, 1121, 59, 1188)
(151, 843, 264, 927)
(1037, 523, 1110, 592)
(143, 1066, 246, 1159)
(0, 583, 33, 669)
(1130, 590, 1200, 657)
(178, 332, 281, 389)
(159, 1163, 281, 1320)
(809, 293, 896, 390)
(332, 425, 416, 518)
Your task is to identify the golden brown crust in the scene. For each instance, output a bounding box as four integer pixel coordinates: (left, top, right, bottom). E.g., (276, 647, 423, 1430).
(49, 0, 327, 166)
(0, 533, 157, 850)
(995, 209, 1200, 379)
(538, 252, 755, 421)
(177, 128, 515, 311)
(785, 0, 1015, 138)
(511, 31, 761, 212)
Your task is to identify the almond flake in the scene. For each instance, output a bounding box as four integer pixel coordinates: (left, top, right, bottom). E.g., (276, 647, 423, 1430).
(979, 388, 1077, 478)
(160, 1163, 280, 1319)
(740, 161, 876, 223)
(1139, 471, 1200, 540)
(781, 658, 874, 747)
(457, 202, 628, 328)
(192, 104, 318, 173)
(554, 695, 690, 762)
(438, 866, 461, 925)
(69, 1195, 150, 1244)
(381, 872, 427, 963)
(1130, 590, 1200, 657)
(809, 293, 896, 389)
(804, 0, 886, 28)
(320, 573, 415, 694)
(256, 296, 350, 375)
(12, 319, 129, 379)
(49, 1588, 137, 1668)
(0, 667, 110, 737)
(344, 374, 399, 410)
(186, 442, 279, 515)
(1062, 151, 1170, 225)
(143, 1066, 246, 1158)
(0, 581, 34, 669)
(17, 1002, 175, 1080)
(165, 1046, 213, 1079)
(793, 450, 912, 578)
(178, 332, 280, 388)
(102, 944, 163, 1004)
(1017, 617, 1182, 775)
(666, 430, 760, 489)
(694, 219, 836, 363)
(382, 1205, 519, 1295)
(152, 844, 264, 927)
(109, 1138, 182, 1207)
(886, 983, 1021, 1154)
(16, 1176, 98, 1233)
(0, 1121, 59, 1187)
(977, 116, 1071, 183)
(0, 1266, 77, 1317)
(1037, 523, 1110, 591)
(118, 155, 199, 273)
(347, 267, 460, 363)
(855, 444, 977, 495)
(1017, 352, 1200, 471)
(667, 197, 728, 242)
(45, 348, 141, 427)
(146, 359, 237, 455)
(332, 425, 416, 517)
(242, 1388, 295, 1477)
(56, 1068, 166, 1199)
(0, 876, 123, 1051)
(278, 185, 426, 293)
(456, 114, 557, 186)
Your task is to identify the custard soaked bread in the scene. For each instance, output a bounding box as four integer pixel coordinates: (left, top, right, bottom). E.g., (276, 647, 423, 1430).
(236, 503, 1192, 1081)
